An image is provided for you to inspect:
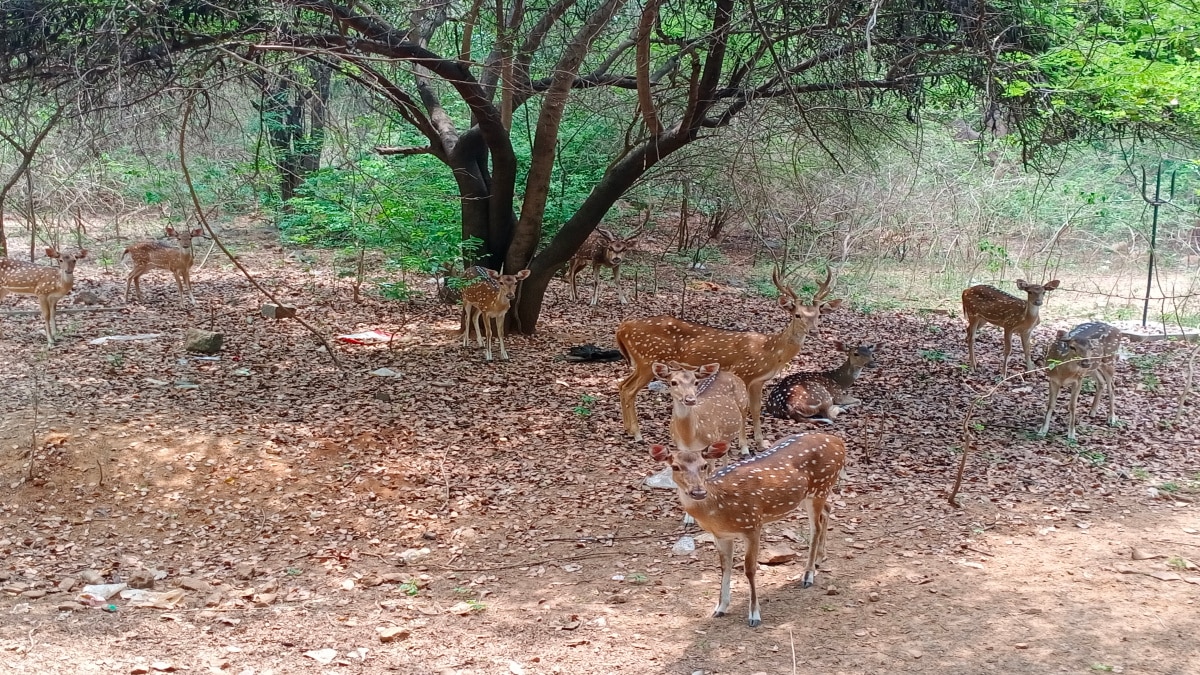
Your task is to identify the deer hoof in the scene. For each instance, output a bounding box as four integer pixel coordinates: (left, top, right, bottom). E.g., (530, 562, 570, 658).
(711, 610, 726, 618)
(747, 618, 762, 628)
(802, 571, 816, 588)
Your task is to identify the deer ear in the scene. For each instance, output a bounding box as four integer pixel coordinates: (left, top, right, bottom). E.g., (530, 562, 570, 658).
(1043, 279, 1060, 290)
(821, 299, 843, 313)
(1055, 329, 1066, 339)
(166, 226, 177, 236)
(514, 269, 530, 280)
(486, 269, 500, 279)
(649, 445, 671, 462)
(45, 247, 59, 258)
(652, 362, 672, 380)
(191, 228, 203, 237)
(697, 363, 720, 377)
(704, 441, 730, 460)
(777, 295, 795, 310)
(1014, 279, 1029, 290)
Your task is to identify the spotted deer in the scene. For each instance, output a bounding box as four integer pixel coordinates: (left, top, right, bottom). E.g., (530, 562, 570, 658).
(650, 432, 847, 627)
(1037, 322, 1121, 440)
(566, 223, 643, 305)
(963, 278, 1061, 378)
(653, 361, 749, 455)
(617, 269, 841, 448)
(0, 247, 88, 345)
(123, 226, 204, 305)
(460, 266, 530, 361)
(766, 342, 879, 423)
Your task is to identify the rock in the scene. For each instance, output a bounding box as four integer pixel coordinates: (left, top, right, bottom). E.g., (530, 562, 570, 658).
(73, 291, 103, 306)
(184, 328, 224, 354)
(20, 589, 47, 599)
(1014, 643, 1029, 649)
(178, 578, 211, 592)
(304, 649, 337, 665)
(907, 649, 923, 659)
(57, 601, 85, 612)
(256, 579, 279, 593)
(868, 591, 881, 602)
(80, 570, 104, 585)
(1131, 549, 1165, 561)
(399, 548, 431, 565)
(57, 577, 78, 593)
(260, 304, 297, 320)
(825, 586, 840, 596)
(252, 593, 276, 607)
(234, 563, 255, 580)
(377, 626, 411, 643)
(758, 545, 798, 565)
(128, 569, 156, 590)
(204, 591, 223, 607)
(360, 576, 384, 588)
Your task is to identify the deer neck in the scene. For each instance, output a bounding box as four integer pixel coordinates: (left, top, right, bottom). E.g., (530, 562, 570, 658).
(766, 322, 806, 361)
(1022, 298, 1042, 323)
(828, 359, 862, 389)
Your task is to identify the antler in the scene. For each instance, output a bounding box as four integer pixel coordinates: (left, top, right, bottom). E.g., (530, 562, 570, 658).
(625, 209, 652, 240)
(771, 267, 799, 303)
(595, 227, 618, 240)
(812, 267, 834, 304)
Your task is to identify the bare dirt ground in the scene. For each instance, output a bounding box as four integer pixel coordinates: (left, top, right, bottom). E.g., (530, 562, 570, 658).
(2, 220, 1200, 675)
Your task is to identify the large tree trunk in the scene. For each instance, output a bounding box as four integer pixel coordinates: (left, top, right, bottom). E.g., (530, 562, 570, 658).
(256, 62, 333, 210)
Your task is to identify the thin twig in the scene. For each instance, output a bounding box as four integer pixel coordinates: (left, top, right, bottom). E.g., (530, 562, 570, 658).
(433, 551, 620, 572)
(177, 93, 342, 368)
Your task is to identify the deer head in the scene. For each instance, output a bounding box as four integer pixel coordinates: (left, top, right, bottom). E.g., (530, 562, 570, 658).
(166, 226, 204, 249)
(773, 267, 842, 336)
(488, 268, 531, 302)
(45, 247, 88, 273)
(596, 227, 641, 267)
(650, 441, 730, 500)
(832, 341, 880, 369)
(1015, 278, 1060, 306)
(652, 361, 721, 406)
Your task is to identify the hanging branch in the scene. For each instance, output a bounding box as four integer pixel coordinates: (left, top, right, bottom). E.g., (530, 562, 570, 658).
(177, 92, 342, 368)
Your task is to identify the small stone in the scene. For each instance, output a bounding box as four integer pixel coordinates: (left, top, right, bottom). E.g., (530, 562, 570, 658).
(178, 578, 211, 592)
(204, 591, 223, 607)
(1015, 643, 1029, 649)
(758, 545, 798, 565)
(360, 576, 384, 588)
(20, 589, 47, 599)
(1131, 549, 1164, 561)
(234, 563, 255, 580)
(825, 586, 840, 596)
(257, 579, 279, 593)
(252, 593, 276, 607)
(185, 328, 224, 354)
(73, 291, 103, 306)
(80, 570, 104, 584)
(377, 626, 411, 643)
(399, 548, 431, 565)
(260, 304, 297, 320)
(907, 650, 923, 659)
(57, 601, 85, 612)
(57, 577, 79, 593)
(868, 592, 881, 602)
(128, 569, 156, 590)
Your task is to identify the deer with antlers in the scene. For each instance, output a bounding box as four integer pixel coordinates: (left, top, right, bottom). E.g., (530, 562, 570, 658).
(123, 226, 204, 306)
(1037, 322, 1121, 440)
(0, 247, 88, 345)
(566, 219, 645, 305)
(617, 269, 841, 449)
(650, 432, 846, 627)
(963, 278, 1060, 378)
(460, 266, 530, 362)
(766, 342, 879, 423)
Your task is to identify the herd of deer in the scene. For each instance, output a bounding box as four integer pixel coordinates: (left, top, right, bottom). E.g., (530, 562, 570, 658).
(1, 224, 1126, 627)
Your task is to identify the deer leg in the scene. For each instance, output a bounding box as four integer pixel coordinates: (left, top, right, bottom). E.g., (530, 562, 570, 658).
(614, 264, 627, 305)
(496, 311, 510, 361)
(1038, 379, 1062, 437)
(40, 296, 55, 345)
(472, 308, 485, 347)
(737, 405, 749, 455)
(460, 306, 473, 347)
(590, 262, 601, 306)
(1102, 366, 1117, 426)
(748, 381, 766, 452)
(1000, 328, 1014, 380)
(619, 369, 654, 441)
(482, 313, 495, 362)
(744, 531, 762, 627)
(1066, 381, 1082, 440)
(803, 496, 828, 587)
(1019, 330, 1034, 372)
(182, 267, 196, 306)
(712, 535, 735, 619)
(567, 264, 579, 302)
(965, 318, 979, 370)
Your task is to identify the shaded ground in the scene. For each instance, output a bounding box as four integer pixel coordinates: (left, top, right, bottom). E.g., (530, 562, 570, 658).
(2, 221, 1199, 674)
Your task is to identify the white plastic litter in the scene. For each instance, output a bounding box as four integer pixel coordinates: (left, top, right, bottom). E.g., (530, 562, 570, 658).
(88, 334, 162, 345)
(643, 466, 677, 490)
(672, 536, 696, 555)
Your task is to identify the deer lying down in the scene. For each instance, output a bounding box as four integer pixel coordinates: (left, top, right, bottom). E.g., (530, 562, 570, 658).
(1037, 322, 1121, 440)
(651, 432, 846, 627)
(766, 342, 879, 423)
(963, 278, 1060, 378)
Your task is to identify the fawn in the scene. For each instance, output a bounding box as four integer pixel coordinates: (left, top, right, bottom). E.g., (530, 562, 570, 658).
(123, 226, 204, 305)
(963, 278, 1060, 378)
(0, 247, 88, 345)
(1037, 322, 1121, 440)
(566, 226, 642, 305)
(650, 432, 846, 627)
(460, 266, 530, 361)
(618, 268, 841, 448)
(765, 342, 879, 422)
(653, 361, 750, 455)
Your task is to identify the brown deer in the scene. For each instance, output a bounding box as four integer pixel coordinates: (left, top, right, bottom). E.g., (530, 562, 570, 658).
(652, 361, 749, 455)
(566, 224, 643, 305)
(460, 266, 530, 362)
(0, 247, 88, 345)
(650, 432, 847, 627)
(963, 278, 1061, 378)
(765, 342, 879, 422)
(1037, 322, 1120, 440)
(123, 226, 204, 305)
(617, 268, 841, 448)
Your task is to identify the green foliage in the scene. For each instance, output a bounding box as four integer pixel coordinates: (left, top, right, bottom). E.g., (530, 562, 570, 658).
(920, 349, 950, 362)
